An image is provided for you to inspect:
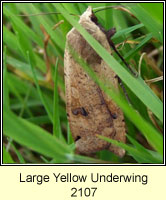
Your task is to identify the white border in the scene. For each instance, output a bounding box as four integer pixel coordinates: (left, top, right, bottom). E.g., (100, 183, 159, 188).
(1, 1, 165, 166)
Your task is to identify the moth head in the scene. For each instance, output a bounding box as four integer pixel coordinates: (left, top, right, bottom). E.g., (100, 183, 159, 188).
(79, 6, 93, 21)
(79, 7, 98, 24)
(79, 6, 108, 37)
(79, 6, 102, 34)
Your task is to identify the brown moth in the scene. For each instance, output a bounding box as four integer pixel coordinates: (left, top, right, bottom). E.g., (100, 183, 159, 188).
(64, 6, 126, 157)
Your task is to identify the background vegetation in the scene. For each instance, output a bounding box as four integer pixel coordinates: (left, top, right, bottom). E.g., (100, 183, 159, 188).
(3, 3, 163, 164)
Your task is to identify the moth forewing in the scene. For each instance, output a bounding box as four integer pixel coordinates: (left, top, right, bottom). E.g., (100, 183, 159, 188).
(64, 6, 126, 157)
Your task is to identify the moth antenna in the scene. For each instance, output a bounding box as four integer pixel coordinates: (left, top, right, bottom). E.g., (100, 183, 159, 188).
(108, 39, 138, 77)
(116, 76, 132, 105)
(93, 3, 137, 13)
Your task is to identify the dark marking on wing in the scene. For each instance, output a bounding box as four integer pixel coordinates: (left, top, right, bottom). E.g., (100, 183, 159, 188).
(81, 107, 88, 116)
(75, 136, 81, 142)
(72, 107, 88, 116)
(111, 113, 117, 119)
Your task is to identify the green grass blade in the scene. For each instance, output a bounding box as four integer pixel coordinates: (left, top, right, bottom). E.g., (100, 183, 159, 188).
(97, 135, 162, 163)
(53, 58, 63, 140)
(8, 75, 33, 117)
(67, 154, 110, 164)
(3, 25, 20, 52)
(18, 3, 65, 52)
(27, 116, 51, 125)
(3, 46, 10, 110)
(140, 3, 163, 26)
(3, 6, 43, 46)
(122, 3, 163, 43)
(67, 123, 74, 145)
(127, 135, 162, 163)
(11, 20, 36, 65)
(127, 135, 151, 154)
(6, 56, 44, 80)
(124, 33, 153, 60)
(3, 146, 14, 164)
(11, 143, 25, 164)
(3, 109, 72, 160)
(28, 53, 53, 123)
(112, 23, 144, 40)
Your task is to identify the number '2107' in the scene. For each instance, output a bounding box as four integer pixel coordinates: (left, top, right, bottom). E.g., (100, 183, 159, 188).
(71, 187, 97, 197)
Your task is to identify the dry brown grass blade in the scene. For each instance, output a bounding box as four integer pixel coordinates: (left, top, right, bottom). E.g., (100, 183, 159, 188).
(7, 64, 53, 90)
(147, 109, 163, 133)
(115, 6, 139, 21)
(138, 52, 146, 76)
(148, 46, 163, 58)
(144, 54, 163, 76)
(146, 81, 163, 101)
(145, 76, 163, 83)
(40, 22, 66, 103)
(52, 20, 64, 30)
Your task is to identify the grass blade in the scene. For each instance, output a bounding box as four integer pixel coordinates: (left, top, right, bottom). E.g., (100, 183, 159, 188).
(11, 143, 25, 164)
(3, 109, 72, 160)
(3, 46, 10, 110)
(3, 146, 14, 164)
(122, 3, 163, 43)
(112, 23, 144, 40)
(28, 52, 53, 123)
(53, 58, 64, 140)
(97, 135, 162, 163)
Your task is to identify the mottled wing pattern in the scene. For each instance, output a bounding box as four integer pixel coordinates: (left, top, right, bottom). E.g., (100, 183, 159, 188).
(64, 7, 126, 157)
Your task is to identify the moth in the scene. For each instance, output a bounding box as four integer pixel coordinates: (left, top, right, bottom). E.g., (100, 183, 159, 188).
(64, 6, 126, 157)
